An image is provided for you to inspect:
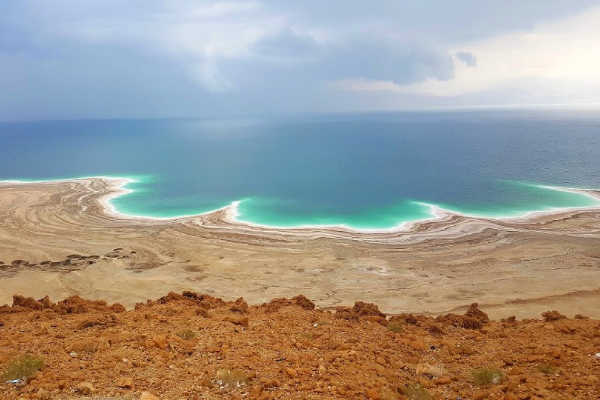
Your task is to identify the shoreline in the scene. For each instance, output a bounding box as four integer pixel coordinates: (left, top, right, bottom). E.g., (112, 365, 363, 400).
(1, 176, 600, 318)
(2, 175, 600, 235)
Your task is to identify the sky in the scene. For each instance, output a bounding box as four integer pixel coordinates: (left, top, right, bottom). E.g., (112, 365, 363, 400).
(2, 0, 600, 121)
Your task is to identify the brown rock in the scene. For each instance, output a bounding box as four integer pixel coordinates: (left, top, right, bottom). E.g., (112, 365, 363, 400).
(262, 297, 293, 313)
(436, 313, 482, 330)
(389, 314, 419, 326)
(224, 315, 249, 327)
(334, 306, 357, 321)
(140, 391, 160, 400)
(352, 301, 386, 318)
(465, 303, 489, 323)
(416, 362, 444, 378)
(230, 297, 249, 313)
(76, 382, 95, 395)
(366, 388, 380, 400)
(117, 377, 134, 389)
(363, 315, 388, 326)
(157, 292, 185, 304)
(428, 324, 444, 336)
(196, 308, 209, 318)
(292, 295, 315, 310)
(152, 334, 169, 349)
(542, 310, 566, 322)
(473, 389, 490, 400)
(35, 388, 51, 400)
(250, 385, 264, 397)
(12, 295, 43, 310)
(111, 303, 126, 313)
(77, 318, 105, 329)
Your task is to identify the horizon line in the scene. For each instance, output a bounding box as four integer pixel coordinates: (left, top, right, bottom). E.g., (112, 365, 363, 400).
(3, 103, 600, 124)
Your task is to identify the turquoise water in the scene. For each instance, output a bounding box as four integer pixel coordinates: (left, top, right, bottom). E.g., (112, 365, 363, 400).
(434, 181, 599, 218)
(1, 111, 600, 229)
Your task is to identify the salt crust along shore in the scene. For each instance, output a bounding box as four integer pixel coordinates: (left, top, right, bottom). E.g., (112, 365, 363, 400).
(2, 175, 599, 235)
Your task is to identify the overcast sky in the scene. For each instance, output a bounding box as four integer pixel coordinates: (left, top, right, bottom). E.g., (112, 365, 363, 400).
(2, 1, 600, 121)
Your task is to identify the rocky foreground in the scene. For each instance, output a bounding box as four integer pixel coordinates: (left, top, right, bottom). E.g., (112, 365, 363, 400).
(1, 293, 599, 400)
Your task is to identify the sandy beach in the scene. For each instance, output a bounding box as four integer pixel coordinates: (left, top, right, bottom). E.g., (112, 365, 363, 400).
(1, 177, 600, 319)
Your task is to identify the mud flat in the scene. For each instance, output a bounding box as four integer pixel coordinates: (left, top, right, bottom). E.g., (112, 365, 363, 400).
(1, 177, 600, 318)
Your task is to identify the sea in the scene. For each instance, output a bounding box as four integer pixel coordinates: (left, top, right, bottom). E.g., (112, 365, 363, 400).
(1, 109, 600, 230)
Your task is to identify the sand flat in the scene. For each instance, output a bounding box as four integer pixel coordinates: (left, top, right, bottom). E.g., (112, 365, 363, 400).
(1, 177, 600, 318)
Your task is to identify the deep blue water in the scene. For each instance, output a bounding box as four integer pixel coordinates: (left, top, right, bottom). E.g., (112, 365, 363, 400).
(1, 110, 600, 229)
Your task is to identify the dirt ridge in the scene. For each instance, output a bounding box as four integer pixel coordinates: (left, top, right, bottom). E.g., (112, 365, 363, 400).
(1, 292, 599, 399)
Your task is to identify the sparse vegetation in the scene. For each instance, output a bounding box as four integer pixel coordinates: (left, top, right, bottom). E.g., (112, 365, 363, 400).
(1, 354, 44, 381)
(379, 386, 401, 400)
(69, 339, 99, 353)
(472, 367, 504, 386)
(387, 320, 403, 333)
(402, 383, 433, 400)
(1, 291, 599, 398)
(299, 332, 317, 341)
(175, 329, 196, 340)
(537, 363, 557, 375)
(215, 368, 249, 388)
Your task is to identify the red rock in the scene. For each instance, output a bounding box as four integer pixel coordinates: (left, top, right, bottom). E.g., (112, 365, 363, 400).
(436, 313, 482, 329)
(12, 295, 43, 310)
(140, 392, 160, 400)
(466, 303, 489, 323)
(230, 297, 249, 314)
(366, 388, 381, 399)
(473, 389, 490, 400)
(117, 377, 134, 389)
(542, 310, 566, 322)
(363, 315, 388, 326)
(0, 290, 598, 399)
(152, 334, 169, 349)
(76, 382, 95, 395)
(352, 301, 385, 318)
(292, 295, 315, 310)
(224, 315, 249, 327)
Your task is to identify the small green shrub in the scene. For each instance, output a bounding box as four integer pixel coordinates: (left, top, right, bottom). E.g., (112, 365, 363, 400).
(402, 383, 432, 400)
(387, 320, 403, 333)
(537, 363, 557, 375)
(299, 332, 316, 341)
(176, 329, 196, 340)
(1, 354, 44, 381)
(379, 386, 401, 400)
(472, 367, 504, 386)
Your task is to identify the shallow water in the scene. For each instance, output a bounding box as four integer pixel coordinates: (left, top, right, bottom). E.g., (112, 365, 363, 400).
(2, 110, 600, 229)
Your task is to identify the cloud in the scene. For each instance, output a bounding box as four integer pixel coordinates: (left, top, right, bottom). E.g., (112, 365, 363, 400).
(187, 1, 261, 18)
(455, 51, 477, 67)
(1, 1, 599, 120)
(249, 30, 455, 84)
(386, 6, 600, 99)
